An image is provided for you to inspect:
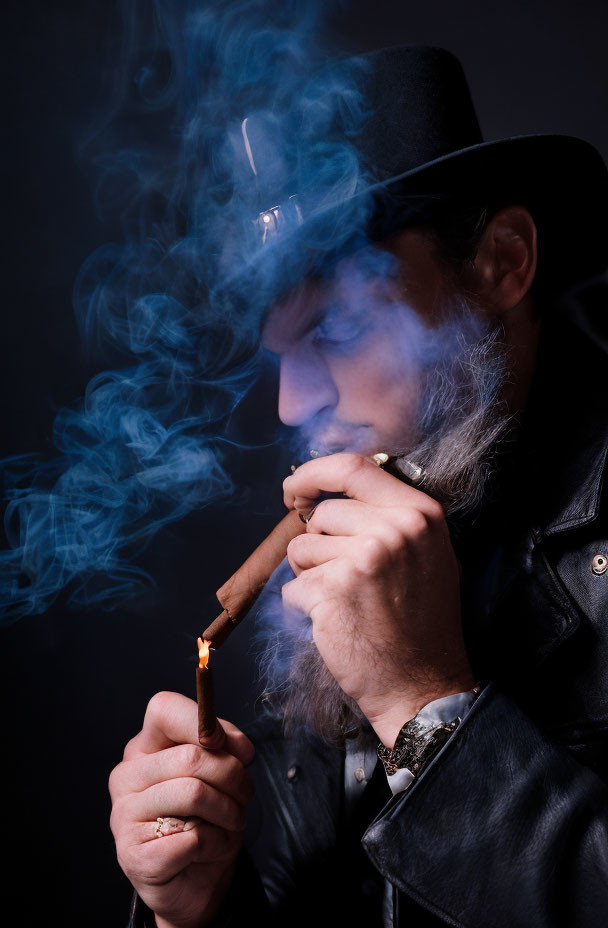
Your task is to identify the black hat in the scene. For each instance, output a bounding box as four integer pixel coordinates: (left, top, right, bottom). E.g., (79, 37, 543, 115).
(228, 45, 608, 302)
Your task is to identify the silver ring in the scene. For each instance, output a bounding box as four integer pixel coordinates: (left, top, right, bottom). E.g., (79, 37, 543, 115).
(302, 502, 323, 524)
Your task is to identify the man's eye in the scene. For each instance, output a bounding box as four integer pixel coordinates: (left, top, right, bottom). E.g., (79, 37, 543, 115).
(311, 305, 368, 349)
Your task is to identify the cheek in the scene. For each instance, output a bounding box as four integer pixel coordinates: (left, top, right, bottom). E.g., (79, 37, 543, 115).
(331, 333, 422, 432)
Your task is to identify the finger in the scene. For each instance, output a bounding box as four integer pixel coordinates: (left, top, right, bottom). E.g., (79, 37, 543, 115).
(124, 693, 254, 765)
(110, 742, 255, 807)
(284, 452, 434, 512)
(293, 494, 320, 511)
(282, 563, 338, 620)
(304, 497, 434, 543)
(148, 816, 201, 840)
(287, 533, 351, 574)
(124, 776, 247, 833)
(123, 822, 241, 884)
(188, 820, 243, 864)
(135, 821, 242, 879)
(302, 497, 381, 536)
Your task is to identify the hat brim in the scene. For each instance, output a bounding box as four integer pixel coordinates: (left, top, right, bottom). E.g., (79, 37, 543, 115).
(221, 133, 608, 310)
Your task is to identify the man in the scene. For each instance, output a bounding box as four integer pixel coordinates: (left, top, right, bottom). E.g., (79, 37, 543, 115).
(109, 47, 608, 926)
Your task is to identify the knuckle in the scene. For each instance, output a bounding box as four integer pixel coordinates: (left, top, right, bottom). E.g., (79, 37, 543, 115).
(400, 508, 431, 539)
(357, 536, 388, 574)
(144, 690, 174, 726)
(108, 764, 123, 800)
(180, 742, 203, 776)
(109, 806, 119, 838)
(135, 843, 174, 886)
(186, 777, 207, 805)
(383, 525, 406, 551)
(109, 797, 129, 838)
(286, 533, 306, 560)
(122, 735, 140, 761)
(231, 729, 249, 751)
(425, 499, 445, 523)
(116, 843, 140, 879)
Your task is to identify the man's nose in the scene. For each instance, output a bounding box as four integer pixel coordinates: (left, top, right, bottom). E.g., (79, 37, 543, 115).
(278, 345, 338, 426)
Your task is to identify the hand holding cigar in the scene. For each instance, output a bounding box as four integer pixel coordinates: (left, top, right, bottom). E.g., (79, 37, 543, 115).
(194, 454, 422, 744)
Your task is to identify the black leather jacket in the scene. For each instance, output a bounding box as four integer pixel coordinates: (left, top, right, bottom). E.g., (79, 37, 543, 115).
(129, 276, 608, 928)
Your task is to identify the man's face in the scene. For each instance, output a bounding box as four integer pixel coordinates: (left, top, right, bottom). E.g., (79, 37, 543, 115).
(262, 229, 460, 460)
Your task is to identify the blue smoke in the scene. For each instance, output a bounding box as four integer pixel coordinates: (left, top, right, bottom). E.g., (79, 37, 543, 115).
(1, 0, 374, 622)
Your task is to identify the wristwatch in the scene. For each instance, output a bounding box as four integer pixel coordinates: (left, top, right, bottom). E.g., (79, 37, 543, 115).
(377, 685, 482, 777)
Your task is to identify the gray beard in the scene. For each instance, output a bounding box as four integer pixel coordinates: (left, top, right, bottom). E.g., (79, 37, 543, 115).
(256, 310, 511, 744)
(394, 317, 512, 518)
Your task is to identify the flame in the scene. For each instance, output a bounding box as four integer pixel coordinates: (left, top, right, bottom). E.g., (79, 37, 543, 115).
(197, 637, 211, 669)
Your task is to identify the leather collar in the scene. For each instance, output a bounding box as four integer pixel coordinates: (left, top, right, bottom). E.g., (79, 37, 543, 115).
(521, 274, 608, 539)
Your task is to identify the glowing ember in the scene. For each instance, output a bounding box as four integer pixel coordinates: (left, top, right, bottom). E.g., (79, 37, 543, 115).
(197, 637, 211, 669)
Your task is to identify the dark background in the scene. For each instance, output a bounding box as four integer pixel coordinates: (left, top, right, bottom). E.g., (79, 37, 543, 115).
(2, 1, 607, 923)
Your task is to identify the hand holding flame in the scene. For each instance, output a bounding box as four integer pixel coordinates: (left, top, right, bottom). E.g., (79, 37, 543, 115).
(282, 452, 475, 747)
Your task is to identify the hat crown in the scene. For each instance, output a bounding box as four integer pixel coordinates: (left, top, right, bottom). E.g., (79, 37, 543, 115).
(352, 45, 483, 182)
(236, 45, 483, 207)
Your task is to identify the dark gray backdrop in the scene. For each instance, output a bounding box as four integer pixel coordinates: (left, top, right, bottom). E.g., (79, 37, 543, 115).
(2, 1, 606, 924)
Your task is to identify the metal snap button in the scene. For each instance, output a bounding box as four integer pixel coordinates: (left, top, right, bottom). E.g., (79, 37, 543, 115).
(592, 554, 607, 575)
(287, 764, 299, 783)
(354, 766, 366, 782)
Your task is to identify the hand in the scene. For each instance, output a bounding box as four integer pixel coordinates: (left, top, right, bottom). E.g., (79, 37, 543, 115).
(109, 692, 255, 928)
(282, 453, 475, 747)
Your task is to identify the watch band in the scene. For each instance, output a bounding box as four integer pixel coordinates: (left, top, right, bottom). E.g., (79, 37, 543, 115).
(377, 685, 482, 777)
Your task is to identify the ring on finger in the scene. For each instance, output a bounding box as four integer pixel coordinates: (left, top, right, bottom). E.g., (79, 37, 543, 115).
(298, 502, 323, 525)
(154, 816, 198, 838)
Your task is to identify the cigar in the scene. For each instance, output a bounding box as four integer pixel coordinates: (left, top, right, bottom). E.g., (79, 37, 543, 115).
(196, 638, 226, 750)
(202, 508, 307, 648)
(201, 453, 419, 650)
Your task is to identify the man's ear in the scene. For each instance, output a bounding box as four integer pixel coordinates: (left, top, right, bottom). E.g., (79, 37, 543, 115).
(469, 206, 538, 314)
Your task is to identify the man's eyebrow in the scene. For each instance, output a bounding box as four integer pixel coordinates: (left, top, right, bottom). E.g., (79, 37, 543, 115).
(264, 309, 325, 356)
(263, 289, 330, 352)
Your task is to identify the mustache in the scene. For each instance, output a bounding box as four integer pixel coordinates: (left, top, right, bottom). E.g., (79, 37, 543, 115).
(290, 416, 375, 461)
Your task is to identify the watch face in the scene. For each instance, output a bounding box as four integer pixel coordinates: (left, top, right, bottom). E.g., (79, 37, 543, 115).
(378, 718, 460, 776)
